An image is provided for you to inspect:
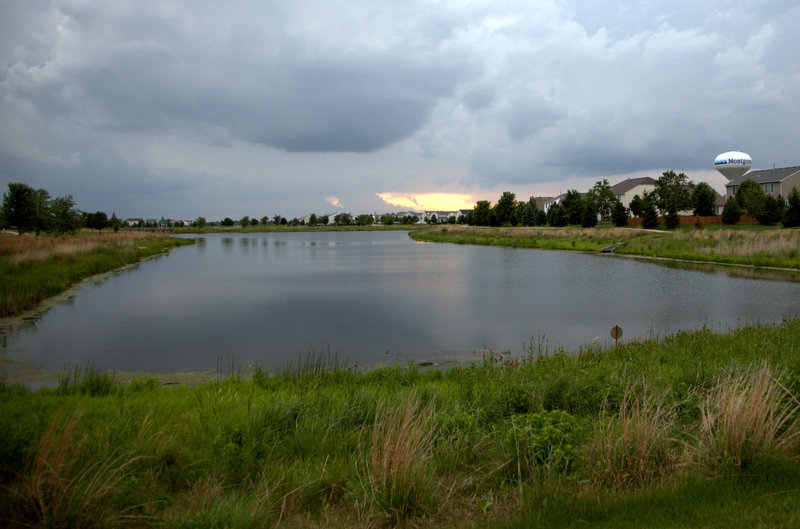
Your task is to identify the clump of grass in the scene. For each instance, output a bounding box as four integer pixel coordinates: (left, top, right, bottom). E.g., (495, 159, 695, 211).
(361, 393, 437, 524)
(10, 410, 141, 528)
(690, 364, 800, 474)
(587, 386, 677, 489)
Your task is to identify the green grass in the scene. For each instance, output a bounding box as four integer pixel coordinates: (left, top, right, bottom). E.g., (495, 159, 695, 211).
(2, 319, 800, 527)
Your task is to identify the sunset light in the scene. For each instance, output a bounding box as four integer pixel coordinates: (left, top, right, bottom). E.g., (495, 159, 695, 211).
(377, 192, 475, 212)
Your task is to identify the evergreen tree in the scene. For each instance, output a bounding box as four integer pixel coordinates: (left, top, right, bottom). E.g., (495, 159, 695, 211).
(756, 195, 783, 225)
(641, 195, 659, 229)
(580, 202, 597, 228)
(561, 190, 584, 225)
(782, 187, 800, 228)
(611, 200, 628, 227)
(721, 197, 742, 225)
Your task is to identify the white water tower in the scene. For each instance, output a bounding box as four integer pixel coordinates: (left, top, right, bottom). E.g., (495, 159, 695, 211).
(714, 151, 751, 180)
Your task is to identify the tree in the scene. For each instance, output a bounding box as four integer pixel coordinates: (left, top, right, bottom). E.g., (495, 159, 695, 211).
(471, 200, 492, 226)
(221, 217, 235, 226)
(239, 216, 250, 227)
(521, 200, 537, 226)
(334, 213, 351, 225)
(195, 216, 207, 228)
(272, 214, 282, 225)
(260, 216, 269, 226)
(691, 182, 717, 216)
(561, 190, 585, 225)
(31, 188, 51, 234)
(586, 180, 616, 221)
(654, 170, 692, 217)
(86, 211, 108, 232)
(535, 209, 547, 226)
(110, 213, 121, 232)
(547, 203, 568, 227)
(664, 210, 679, 230)
(783, 187, 800, 227)
(721, 197, 742, 225)
(611, 199, 628, 227)
(356, 214, 373, 226)
(319, 214, 329, 226)
(493, 191, 516, 226)
(50, 195, 80, 234)
(1, 182, 36, 233)
(735, 179, 765, 218)
(580, 202, 597, 228)
(641, 194, 659, 229)
(629, 194, 645, 218)
(756, 195, 783, 226)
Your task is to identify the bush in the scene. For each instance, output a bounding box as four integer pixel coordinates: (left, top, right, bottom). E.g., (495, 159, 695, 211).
(504, 410, 581, 478)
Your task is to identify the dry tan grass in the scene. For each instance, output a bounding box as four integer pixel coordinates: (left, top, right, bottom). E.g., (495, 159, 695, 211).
(441, 225, 644, 239)
(678, 229, 800, 258)
(587, 387, 677, 489)
(690, 364, 800, 473)
(0, 232, 173, 263)
(12, 410, 142, 528)
(363, 393, 437, 523)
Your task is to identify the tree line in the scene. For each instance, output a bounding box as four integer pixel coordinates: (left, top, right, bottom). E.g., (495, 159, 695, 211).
(464, 172, 800, 230)
(0, 182, 123, 235)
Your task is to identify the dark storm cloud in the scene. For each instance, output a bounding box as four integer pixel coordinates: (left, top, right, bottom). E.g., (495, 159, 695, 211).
(2, 1, 800, 217)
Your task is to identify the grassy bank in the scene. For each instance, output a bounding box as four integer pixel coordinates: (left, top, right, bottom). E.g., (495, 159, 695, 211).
(409, 225, 800, 271)
(2, 319, 800, 528)
(0, 232, 193, 318)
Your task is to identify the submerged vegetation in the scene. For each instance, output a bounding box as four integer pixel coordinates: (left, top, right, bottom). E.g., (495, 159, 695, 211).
(0, 232, 193, 317)
(409, 225, 800, 271)
(2, 319, 800, 528)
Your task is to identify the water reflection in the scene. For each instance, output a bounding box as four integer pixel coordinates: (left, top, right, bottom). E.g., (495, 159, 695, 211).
(3, 231, 799, 373)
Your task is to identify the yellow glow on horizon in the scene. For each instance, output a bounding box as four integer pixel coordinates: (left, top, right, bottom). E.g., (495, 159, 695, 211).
(377, 192, 474, 211)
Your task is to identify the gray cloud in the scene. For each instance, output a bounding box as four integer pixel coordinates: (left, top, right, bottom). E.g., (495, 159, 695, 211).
(2, 1, 799, 217)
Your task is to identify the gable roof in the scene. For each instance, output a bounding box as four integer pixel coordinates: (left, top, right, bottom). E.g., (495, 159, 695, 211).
(725, 166, 800, 187)
(611, 177, 657, 195)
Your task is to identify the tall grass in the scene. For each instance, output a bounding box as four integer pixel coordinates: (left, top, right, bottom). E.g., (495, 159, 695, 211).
(0, 232, 192, 317)
(2, 320, 800, 527)
(409, 224, 800, 270)
(691, 365, 800, 474)
(362, 394, 437, 523)
(587, 386, 677, 489)
(10, 411, 142, 528)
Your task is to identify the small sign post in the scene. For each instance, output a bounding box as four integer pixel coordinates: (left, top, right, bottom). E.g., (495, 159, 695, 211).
(610, 325, 623, 347)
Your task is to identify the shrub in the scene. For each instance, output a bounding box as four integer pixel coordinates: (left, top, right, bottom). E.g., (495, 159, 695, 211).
(504, 410, 581, 479)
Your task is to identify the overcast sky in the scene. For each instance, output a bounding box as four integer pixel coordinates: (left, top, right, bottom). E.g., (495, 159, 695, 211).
(2, 1, 799, 220)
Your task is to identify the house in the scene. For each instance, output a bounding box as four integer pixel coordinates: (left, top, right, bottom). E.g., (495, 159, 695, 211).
(423, 211, 459, 223)
(611, 177, 657, 210)
(725, 166, 800, 203)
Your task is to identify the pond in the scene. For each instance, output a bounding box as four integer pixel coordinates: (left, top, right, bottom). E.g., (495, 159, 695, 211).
(3, 231, 799, 373)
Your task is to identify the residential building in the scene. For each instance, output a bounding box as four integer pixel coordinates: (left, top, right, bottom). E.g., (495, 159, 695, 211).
(725, 166, 800, 203)
(611, 177, 657, 210)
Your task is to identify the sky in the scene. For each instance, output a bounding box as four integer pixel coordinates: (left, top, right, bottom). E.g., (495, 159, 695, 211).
(1, 0, 799, 220)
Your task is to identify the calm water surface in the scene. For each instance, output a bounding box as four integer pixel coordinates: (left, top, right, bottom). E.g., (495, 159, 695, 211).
(3, 231, 799, 372)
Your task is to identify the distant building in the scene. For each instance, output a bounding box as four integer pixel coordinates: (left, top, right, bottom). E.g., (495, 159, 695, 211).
(611, 177, 657, 210)
(725, 166, 800, 203)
